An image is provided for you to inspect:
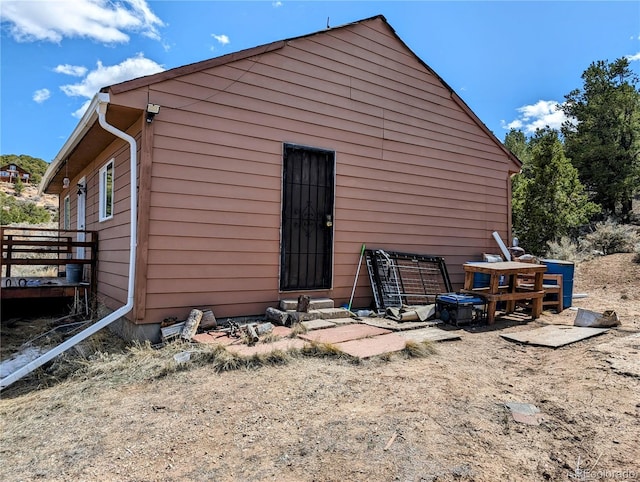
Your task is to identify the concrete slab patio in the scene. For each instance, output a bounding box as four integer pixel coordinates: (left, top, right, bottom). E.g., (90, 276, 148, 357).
(298, 324, 391, 344)
(191, 320, 463, 359)
(397, 327, 462, 343)
(335, 333, 407, 359)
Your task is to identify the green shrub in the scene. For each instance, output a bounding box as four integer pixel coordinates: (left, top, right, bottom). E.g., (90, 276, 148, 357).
(581, 219, 639, 255)
(0, 191, 52, 225)
(14, 179, 24, 196)
(546, 236, 588, 262)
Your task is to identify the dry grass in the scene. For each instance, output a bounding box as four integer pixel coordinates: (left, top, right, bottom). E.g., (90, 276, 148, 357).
(289, 322, 308, 336)
(260, 332, 280, 344)
(248, 349, 293, 367)
(3, 320, 441, 398)
(300, 340, 357, 361)
(403, 339, 437, 358)
(2, 327, 361, 397)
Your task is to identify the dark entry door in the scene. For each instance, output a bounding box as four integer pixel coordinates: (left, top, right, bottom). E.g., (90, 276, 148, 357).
(280, 144, 335, 291)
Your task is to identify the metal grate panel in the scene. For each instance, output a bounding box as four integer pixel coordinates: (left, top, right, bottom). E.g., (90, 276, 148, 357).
(365, 249, 452, 312)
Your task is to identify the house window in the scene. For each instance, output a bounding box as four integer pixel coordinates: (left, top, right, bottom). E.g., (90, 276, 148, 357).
(99, 159, 114, 221)
(63, 195, 70, 230)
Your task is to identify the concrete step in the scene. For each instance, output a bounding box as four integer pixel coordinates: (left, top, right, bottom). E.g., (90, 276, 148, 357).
(301, 319, 337, 331)
(325, 317, 355, 326)
(315, 307, 351, 319)
(279, 297, 335, 311)
(287, 307, 352, 324)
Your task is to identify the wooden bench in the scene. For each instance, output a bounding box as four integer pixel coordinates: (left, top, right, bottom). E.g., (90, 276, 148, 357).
(517, 273, 563, 312)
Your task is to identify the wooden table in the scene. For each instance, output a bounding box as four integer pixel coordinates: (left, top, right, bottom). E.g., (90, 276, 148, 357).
(462, 261, 547, 324)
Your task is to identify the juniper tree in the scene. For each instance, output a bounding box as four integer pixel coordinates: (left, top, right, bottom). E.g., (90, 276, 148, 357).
(511, 128, 600, 255)
(561, 58, 640, 222)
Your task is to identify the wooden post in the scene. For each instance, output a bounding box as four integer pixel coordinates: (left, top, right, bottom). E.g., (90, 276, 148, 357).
(246, 324, 259, 345)
(5, 234, 12, 278)
(266, 307, 290, 326)
(531, 271, 544, 319)
(90, 232, 98, 316)
(181, 309, 203, 340)
(296, 295, 311, 312)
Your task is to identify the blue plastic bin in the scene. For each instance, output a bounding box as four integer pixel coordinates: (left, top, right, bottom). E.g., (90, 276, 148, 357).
(541, 259, 574, 310)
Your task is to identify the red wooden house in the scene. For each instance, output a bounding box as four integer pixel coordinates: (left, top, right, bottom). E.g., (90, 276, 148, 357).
(40, 15, 520, 340)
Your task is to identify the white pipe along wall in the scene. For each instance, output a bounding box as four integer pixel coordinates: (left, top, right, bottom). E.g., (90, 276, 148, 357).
(0, 93, 138, 390)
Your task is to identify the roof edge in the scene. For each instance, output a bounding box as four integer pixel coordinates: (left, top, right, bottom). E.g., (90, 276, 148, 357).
(450, 92, 522, 169)
(107, 15, 387, 95)
(107, 40, 286, 94)
(381, 19, 522, 169)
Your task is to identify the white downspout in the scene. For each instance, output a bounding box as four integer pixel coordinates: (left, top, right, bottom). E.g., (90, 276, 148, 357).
(1, 93, 138, 390)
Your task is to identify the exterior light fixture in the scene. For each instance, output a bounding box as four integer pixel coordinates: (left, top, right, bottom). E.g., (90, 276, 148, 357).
(63, 160, 70, 189)
(146, 103, 160, 123)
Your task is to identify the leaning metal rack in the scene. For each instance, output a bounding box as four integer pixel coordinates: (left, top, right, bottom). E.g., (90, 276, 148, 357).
(364, 249, 452, 312)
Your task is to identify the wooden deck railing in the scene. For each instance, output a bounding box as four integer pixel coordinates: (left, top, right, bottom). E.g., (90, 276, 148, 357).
(1, 227, 98, 291)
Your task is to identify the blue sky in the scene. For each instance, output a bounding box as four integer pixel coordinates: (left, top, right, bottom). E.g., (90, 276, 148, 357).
(1, 0, 639, 163)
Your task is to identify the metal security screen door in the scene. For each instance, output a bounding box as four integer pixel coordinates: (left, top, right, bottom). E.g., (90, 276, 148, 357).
(280, 144, 335, 291)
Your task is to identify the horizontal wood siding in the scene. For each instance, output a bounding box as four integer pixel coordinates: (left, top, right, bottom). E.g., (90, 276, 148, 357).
(65, 125, 142, 314)
(114, 18, 514, 322)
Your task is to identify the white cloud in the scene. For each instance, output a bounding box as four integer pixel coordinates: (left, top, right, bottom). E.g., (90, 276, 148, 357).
(59, 54, 165, 117)
(33, 88, 51, 103)
(212, 33, 230, 45)
(501, 100, 572, 134)
(272, 1, 283, 7)
(72, 99, 93, 119)
(0, 0, 164, 43)
(54, 64, 88, 77)
(625, 52, 640, 62)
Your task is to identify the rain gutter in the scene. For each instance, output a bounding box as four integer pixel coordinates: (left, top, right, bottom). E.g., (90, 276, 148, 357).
(1, 93, 138, 390)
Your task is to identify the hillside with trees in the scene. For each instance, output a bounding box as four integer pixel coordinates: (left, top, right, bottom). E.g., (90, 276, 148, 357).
(1, 154, 49, 185)
(0, 155, 56, 225)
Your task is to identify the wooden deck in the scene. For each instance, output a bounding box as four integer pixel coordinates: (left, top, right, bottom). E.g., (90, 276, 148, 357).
(2, 276, 89, 299)
(1, 227, 98, 313)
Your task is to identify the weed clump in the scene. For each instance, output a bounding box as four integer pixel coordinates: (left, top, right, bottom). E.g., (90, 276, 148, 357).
(545, 236, 587, 262)
(581, 219, 639, 255)
(403, 340, 437, 358)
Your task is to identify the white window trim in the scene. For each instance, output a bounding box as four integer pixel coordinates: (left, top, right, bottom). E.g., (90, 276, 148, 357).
(63, 195, 70, 230)
(99, 159, 115, 222)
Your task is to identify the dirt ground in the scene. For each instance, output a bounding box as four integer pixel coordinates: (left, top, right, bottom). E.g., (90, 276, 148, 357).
(1, 254, 639, 481)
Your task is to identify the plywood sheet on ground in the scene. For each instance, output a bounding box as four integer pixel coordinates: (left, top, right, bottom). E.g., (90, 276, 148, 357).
(335, 333, 407, 359)
(397, 328, 462, 343)
(298, 324, 390, 344)
(500, 325, 609, 348)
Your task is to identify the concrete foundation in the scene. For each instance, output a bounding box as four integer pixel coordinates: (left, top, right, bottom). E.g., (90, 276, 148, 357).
(109, 316, 162, 344)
